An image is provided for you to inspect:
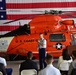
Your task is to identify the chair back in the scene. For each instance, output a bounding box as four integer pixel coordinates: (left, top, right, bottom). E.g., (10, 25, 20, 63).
(21, 69, 37, 75)
(0, 71, 3, 75)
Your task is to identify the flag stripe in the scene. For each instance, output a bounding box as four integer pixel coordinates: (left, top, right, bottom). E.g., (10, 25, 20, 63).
(6, 0, 76, 3)
(6, 14, 39, 20)
(0, 26, 19, 31)
(0, 31, 10, 35)
(6, 2, 76, 9)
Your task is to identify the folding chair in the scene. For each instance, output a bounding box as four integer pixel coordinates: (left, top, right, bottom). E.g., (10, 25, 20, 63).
(0, 71, 3, 75)
(21, 69, 37, 75)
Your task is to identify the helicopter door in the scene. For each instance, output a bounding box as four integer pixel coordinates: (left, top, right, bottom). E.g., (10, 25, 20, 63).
(49, 34, 66, 50)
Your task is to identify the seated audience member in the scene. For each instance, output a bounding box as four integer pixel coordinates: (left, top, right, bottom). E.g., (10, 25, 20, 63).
(0, 56, 13, 75)
(68, 50, 76, 75)
(57, 49, 72, 75)
(38, 54, 61, 75)
(0, 63, 7, 75)
(19, 51, 38, 74)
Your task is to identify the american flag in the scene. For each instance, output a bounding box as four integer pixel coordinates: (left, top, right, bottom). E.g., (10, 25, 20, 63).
(0, 0, 76, 35)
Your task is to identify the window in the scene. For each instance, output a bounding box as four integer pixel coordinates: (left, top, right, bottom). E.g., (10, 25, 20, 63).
(49, 34, 66, 42)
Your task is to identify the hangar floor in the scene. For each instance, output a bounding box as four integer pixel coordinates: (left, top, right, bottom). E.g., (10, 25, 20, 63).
(7, 59, 58, 75)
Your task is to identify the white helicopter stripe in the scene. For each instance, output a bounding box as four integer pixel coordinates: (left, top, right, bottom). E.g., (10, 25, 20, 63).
(0, 37, 14, 52)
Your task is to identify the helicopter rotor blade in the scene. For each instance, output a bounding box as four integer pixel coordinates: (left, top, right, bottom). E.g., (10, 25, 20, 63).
(32, 10, 76, 17)
(63, 13, 76, 18)
(3, 17, 29, 24)
(3, 15, 38, 24)
(3, 10, 76, 24)
(59, 11, 76, 18)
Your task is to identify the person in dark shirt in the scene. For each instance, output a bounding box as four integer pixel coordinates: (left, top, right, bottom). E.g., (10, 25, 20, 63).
(19, 51, 38, 74)
(0, 63, 7, 75)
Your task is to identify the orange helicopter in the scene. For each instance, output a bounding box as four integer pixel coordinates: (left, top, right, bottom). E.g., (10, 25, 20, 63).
(0, 10, 76, 59)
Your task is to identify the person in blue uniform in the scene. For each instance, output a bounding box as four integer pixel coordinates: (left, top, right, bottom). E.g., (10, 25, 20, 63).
(37, 33, 47, 70)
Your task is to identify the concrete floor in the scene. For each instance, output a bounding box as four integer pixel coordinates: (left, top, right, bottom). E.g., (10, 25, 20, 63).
(7, 61, 21, 75)
(7, 59, 58, 75)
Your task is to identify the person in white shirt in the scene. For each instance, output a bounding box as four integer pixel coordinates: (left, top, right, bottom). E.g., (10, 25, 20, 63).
(57, 49, 72, 75)
(38, 54, 61, 75)
(0, 57, 7, 67)
(0, 56, 12, 75)
(38, 33, 47, 70)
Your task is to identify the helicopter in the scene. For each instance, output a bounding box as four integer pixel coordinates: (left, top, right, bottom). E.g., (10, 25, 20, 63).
(0, 10, 76, 59)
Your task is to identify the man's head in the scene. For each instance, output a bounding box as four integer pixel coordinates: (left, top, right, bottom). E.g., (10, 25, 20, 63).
(27, 51, 33, 59)
(45, 54, 54, 64)
(40, 33, 44, 39)
(72, 50, 76, 60)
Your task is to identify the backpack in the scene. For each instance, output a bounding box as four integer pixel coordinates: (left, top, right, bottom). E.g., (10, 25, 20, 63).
(71, 68, 76, 75)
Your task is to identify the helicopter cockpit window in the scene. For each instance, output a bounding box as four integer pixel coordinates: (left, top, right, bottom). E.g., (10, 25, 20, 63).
(50, 34, 66, 42)
(23, 24, 30, 34)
